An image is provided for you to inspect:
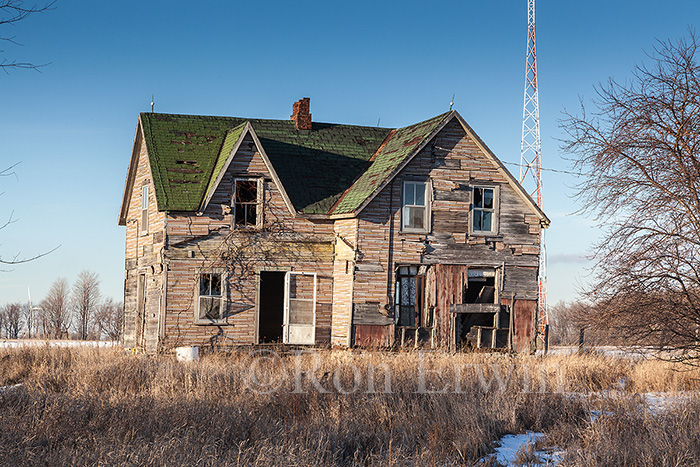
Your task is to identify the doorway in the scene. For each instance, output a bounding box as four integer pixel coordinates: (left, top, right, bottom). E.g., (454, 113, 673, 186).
(136, 274, 146, 349)
(258, 271, 285, 343)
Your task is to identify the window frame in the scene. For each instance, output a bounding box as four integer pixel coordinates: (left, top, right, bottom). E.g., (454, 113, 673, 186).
(470, 185, 499, 236)
(194, 270, 228, 325)
(140, 184, 149, 235)
(232, 178, 262, 229)
(401, 180, 431, 233)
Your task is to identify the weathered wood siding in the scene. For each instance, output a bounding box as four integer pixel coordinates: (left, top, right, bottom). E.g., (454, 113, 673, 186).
(331, 218, 357, 346)
(353, 118, 542, 351)
(123, 129, 166, 352)
(160, 134, 335, 349)
(502, 298, 536, 353)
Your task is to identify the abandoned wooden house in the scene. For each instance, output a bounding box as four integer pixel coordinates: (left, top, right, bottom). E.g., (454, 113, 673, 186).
(118, 98, 549, 353)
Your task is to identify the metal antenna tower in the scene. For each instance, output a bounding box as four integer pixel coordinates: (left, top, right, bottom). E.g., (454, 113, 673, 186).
(519, 0, 549, 344)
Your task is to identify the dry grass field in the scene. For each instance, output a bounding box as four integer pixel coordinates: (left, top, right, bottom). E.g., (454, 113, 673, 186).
(0, 346, 699, 466)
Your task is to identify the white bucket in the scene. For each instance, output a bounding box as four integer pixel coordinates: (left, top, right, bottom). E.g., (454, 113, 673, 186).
(175, 346, 199, 362)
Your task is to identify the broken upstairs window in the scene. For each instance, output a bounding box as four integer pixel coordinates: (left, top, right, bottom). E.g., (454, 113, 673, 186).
(234, 179, 259, 227)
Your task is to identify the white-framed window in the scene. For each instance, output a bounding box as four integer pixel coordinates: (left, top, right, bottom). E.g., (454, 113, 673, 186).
(471, 186, 498, 235)
(196, 271, 226, 324)
(141, 184, 149, 235)
(402, 181, 429, 232)
(233, 178, 261, 228)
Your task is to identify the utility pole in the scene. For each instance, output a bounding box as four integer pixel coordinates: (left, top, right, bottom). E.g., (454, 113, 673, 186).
(519, 0, 549, 349)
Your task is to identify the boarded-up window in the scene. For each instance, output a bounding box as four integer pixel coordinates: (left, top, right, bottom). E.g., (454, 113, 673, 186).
(395, 266, 424, 327)
(402, 181, 427, 231)
(141, 185, 149, 234)
(473, 186, 496, 234)
(198, 272, 224, 321)
(234, 179, 259, 227)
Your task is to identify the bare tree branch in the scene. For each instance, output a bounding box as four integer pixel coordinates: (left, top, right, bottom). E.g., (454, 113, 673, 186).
(0, 0, 55, 72)
(562, 31, 700, 362)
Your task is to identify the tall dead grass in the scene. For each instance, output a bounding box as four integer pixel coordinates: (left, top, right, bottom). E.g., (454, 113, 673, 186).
(0, 347, 698, 466)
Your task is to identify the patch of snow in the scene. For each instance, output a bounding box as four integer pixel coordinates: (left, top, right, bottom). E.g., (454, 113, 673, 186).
(0, 383, 23, 395)
(539, 346, 653, 359)
(494, 431, 544, 465)
(0, 339, 117, 349)
(479, 431, 561, 466)
(642, 392, 695, 415)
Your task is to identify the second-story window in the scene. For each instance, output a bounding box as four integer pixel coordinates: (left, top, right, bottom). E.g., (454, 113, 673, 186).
(472, 186, 497, 234)
(402, 181, 428, 232)
(233, 179, 260, 227)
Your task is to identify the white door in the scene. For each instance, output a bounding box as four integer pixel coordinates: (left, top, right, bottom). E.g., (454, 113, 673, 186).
(283, 272, 317, 345)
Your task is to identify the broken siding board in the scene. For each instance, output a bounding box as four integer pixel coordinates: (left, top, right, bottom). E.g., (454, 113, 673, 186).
(354, 324, 393, 347)
(502, 266, 539, 300)
(450, 303, 501, 314)
(353, 303, 393, 325)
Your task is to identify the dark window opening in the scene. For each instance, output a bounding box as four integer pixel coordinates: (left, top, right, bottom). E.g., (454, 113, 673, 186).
(455, 271, 509, 349)
(234, 179, 258, 227)
(464, 276, 496, 304)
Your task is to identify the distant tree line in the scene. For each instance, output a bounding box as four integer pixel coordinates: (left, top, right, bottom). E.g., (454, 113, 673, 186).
(0, 269, 123, 341)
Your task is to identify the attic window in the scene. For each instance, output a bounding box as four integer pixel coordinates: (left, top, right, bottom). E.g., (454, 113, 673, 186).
(141, 185, 149, 235)
(233, 179, 261, 227)
(176, 160, 198, 166)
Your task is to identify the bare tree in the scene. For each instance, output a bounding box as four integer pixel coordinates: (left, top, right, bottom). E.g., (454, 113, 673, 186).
(548, 301, 583, 346)
(562, 32, 700, 360)
(40, 277, 70, 338)
(0, 0, 55, 72)
(22, 300, 35, 338)
(0, 302, 22, 338)
(72, 270, 100, 340)
(94, 298, 123, 341)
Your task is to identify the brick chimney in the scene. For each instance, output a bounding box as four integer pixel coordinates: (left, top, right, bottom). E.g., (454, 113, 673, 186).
(291, 97, 312, 130)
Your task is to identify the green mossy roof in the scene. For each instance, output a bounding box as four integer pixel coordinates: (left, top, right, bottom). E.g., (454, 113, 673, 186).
(331, 112, 451, 214)
(139, 111, 452, 215)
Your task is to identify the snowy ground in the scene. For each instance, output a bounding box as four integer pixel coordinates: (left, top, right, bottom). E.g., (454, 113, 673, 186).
(0, 339, 117, 348)
(538, 345, 656, 358)
(480, 390, 695, 466)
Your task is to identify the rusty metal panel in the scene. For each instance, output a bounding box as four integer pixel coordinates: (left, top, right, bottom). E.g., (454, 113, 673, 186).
(354, 324, 393, 347)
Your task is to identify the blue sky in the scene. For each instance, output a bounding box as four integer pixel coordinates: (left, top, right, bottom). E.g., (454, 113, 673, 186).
(0, 0, 698, 307)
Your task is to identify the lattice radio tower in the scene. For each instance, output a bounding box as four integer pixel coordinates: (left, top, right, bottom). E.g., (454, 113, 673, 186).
(519, 0, 549, 343)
